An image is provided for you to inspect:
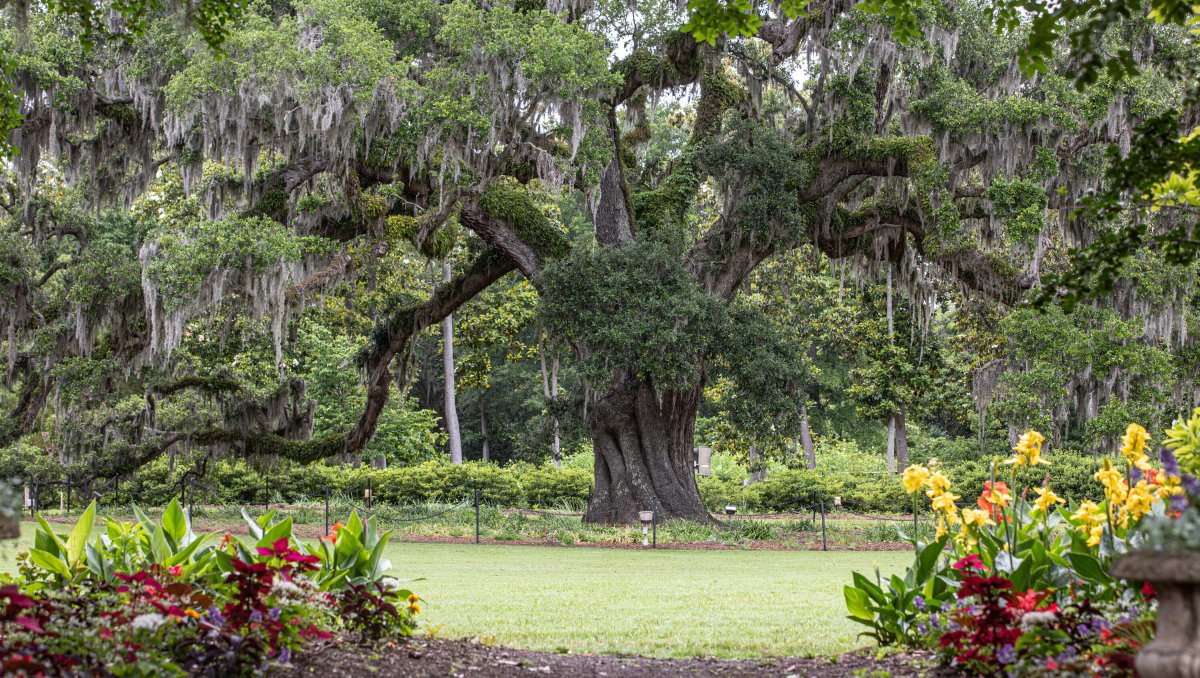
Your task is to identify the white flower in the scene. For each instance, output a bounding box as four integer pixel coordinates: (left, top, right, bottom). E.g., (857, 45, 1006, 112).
(1020, 611, 1058, 630)
(381, 577, 400, 590)
(131, 613, 166, 631)
(271, 579, 302, 597)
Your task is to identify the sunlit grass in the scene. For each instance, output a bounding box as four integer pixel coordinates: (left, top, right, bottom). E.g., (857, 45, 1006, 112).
(3, 519, 913, 658)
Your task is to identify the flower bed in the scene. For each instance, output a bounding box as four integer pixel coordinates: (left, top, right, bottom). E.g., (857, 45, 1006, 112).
(845, 418, 1193, 675)
(1, 500, 419, 675)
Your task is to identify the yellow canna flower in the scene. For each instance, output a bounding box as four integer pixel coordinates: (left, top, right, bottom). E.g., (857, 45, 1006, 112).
(1095, 458, 1129, 505)
(902, 465, 931, 494)
(1032, 486, 1065, 515)
(931, 492, 960, 514)
(1087, 523, 1105, 548)
(960, 508, 994, 529)
(926, 471, 951, 498)
(1119, 481, 1157, 527)
(935, 521, 948, 539)
(1006, 430, 1047, 467)
(1121, 423, 1153, 471)
(955, 523, 978, 550)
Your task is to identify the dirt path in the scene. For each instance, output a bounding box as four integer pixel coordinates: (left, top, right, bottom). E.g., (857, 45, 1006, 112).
(286, 638, 955, 677)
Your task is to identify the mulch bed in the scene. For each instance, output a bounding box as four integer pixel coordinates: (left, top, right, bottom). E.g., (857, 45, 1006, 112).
(284, 637, 957, 677)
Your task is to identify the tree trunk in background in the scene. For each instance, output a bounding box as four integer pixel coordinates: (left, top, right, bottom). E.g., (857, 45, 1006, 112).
(584, 376, 711, 524)
(442, 262, 463, 464)
(748, 444, 766, 484)
(885, 268, 897, 474)
(800, 404, 816, 470)
(480, 409, 490, 462)
(896, 407, 908, 470)
(538, 325, 561, 467)
(372, 455, 387, 469)
(886, 415, 896, 474)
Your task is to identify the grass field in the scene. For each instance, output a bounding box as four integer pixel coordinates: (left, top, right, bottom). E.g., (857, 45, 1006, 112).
(1, 522, 910, 658)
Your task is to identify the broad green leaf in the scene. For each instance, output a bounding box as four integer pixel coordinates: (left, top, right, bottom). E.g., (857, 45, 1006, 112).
(35, 514, 65, 555)
(66, 500, 97, 567)
(150, 523, 170, 564)
(29, 548, 71, 579)
(161, 499, 187, 544)
(258, 517, 294, 548)
(241, 508, 264, 540)
(1067, 552, 1113, 585)
(844, 586, 874, 621)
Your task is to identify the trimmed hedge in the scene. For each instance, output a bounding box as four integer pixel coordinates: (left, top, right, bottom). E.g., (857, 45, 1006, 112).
(102, 451, 1115, 516)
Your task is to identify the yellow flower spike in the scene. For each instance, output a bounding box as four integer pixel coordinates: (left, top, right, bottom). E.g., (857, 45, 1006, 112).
(1087, 524, 1104, 548)
(1006, 430, 1047, 467)
(960, 508, 995, 529)
(1095, 459, 1129, 504)
(901, 465, 931, 494)
(926, 471, 951, 498)
(1121, 423, 1153, 471)
(1123, 480, 1156, 523)
(1032, 486, 1065, 515)
(930, 492, 960, 514)
(935, 522, 947, 539)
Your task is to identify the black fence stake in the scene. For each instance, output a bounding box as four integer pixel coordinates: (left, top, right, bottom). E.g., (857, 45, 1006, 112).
(651, 495, 658, 549)
(189, 476, 195, 517)
(324, 486, 330, 537)
(66, 474, 71, 513)
(474, 488, 480, 544)
(820, 500, 827, 552)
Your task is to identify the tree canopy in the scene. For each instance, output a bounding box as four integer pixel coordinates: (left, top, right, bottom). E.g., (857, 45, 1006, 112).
(2, 0, 1199, 521)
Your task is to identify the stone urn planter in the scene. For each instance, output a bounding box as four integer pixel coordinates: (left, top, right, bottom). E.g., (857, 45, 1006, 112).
(1113, 551, 1200, 678)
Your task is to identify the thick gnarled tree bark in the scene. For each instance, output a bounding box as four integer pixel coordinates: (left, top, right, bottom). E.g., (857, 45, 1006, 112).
(585, 376, 710, 523)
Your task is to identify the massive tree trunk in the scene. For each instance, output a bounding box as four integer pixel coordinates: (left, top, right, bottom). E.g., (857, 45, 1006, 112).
(442, 261, 463, 464)
(584, 376, 711, 524)
(896, 406, 909, 470)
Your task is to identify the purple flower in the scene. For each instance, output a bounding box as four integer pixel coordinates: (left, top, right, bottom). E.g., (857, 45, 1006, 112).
(1076, 623, 1091, 636)
(941, 601, 952, 613)
(203, 606, 225, 626)
(1161, 447, 1180, 476)
(269, 607, 282, 621)
(996, 644, 1015, 665)
(248, 610, 262, 623)
(1059, 646, 1078, 661)
(1172, 493, 1190, 511)
(1131, 466, 1142, 482)
(914, 596, 926, 611)
(917, 621, 928, 634)
(930, 614, 941, 626)
(1182, 474, 1200, 498)
(277, 648, 291, 664)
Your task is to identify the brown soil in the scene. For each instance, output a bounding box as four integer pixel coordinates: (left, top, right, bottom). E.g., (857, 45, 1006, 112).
(285, 637, 957, 678)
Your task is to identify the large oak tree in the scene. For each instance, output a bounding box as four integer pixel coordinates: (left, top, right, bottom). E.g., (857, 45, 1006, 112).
(1, 0, 1196, 521)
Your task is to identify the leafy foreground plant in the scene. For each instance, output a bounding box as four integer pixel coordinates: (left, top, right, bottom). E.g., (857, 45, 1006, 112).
(3, 499, 420, 676)
(846, 423, 1175, 675)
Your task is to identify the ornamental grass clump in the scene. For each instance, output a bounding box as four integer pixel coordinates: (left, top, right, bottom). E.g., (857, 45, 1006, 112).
(847, 419, 1179, 675)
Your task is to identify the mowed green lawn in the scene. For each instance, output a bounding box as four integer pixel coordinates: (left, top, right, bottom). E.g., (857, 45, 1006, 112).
(1, 522, 910, 658)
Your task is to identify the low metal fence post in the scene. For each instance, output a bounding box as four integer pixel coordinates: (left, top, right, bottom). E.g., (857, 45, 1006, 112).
(324, 486, 330, 537)
(651, 495, 658, 549)
(820, 500, 827, 552)
(474, 488, 480, 544)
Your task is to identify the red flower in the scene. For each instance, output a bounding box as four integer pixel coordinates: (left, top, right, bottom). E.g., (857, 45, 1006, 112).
(1012, 589, 1051, 612)
(953, 554, 987, 572)
(977, 481, 1012, 522)
(1142, 582, 1156, 600)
